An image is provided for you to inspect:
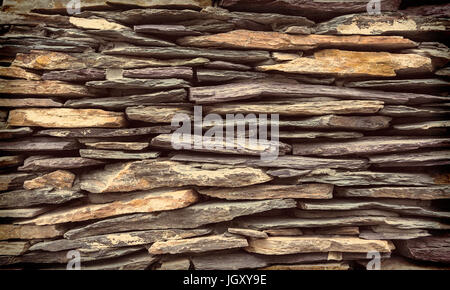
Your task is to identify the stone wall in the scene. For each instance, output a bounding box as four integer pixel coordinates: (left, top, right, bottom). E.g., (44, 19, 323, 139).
(0, 0, 449, 270)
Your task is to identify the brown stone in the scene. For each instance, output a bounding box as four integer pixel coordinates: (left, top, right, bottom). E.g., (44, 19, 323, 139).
(337, 186, 450, 200)
(178, 30, 416, 51)
(23, 170, 75, 190)
(0, 98, 63, 108)
(0, 241, 28, 256)
(198, 184, 333, 200)
(84, 142, 149, 151)
(0, 66, 40, 80)
(0, 224, 64, 240)
(149, 235, 248, 255)
(228, 228, 268, 239)
(8, 109, 127, 128)
(125, 106, 192, 123)
(18, 156, 105, 171)
(21, 188, 199, 225)
(258, 50, 432, 77)
(80, 159, 272, 193)
(245, 236, 394, 255)
(0, 188, 84, 209)
(0, 80, 95, 97)
(205, 100, 383, 116)
(293, 137, 450, 156)
(396, 235, 450, 263)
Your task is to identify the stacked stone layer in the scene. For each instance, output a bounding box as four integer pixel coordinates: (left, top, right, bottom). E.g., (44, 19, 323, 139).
(0, 0, 449, 270)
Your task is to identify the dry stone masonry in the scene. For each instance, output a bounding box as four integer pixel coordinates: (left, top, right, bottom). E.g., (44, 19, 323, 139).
(0, 0, 449, 270)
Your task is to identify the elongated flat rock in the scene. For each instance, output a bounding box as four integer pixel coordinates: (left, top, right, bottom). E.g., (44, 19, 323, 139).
(293, 137, 450, 156)
(196, 69, 268, 82)
(24, 170, 75, 190)
(0, 241, 28, 256)
(396, 235, 450, 263)
(8, 109, 127, 128)
(35, 126, 172, 138)
(126, 106, 192, 123)
(63, 199, 296, 239)
(369, 150, 450, 167)
(239, 215, 450, 230)
(297, 170, 443, 186)
(0, 66, 40, 80)
(171, 153, 368, 170)
(66, 89, 187, 109)
(345, 79, 450, 93)
(219, 0, 401, 20)
(0, 188, 83, 209)
(22, 188, 198, 225)
(379, 105, 450, 117)
(298, 199, 450, 219)
(192, 251, 268, 270)
(123, 67, 193, 80)
(29, 228, 211, 252)
(0, 137, 78, 152)
(394, 120, 450, 131)
(316, 13, 449, 37)
(337, 186, 450, 200)
(80, 160, 272, 193)
(206, 100, 383, 116)
(178, 30, 416, 51)
(149, 235, 248, 255)
(13, 50, 209, 70)
(0, 98, 63, 108)
(0, 207, 52, 218)
(42, 68, 106, 82)
(258, 50, 432, 77)
(261, 262, 350, 270)
(85, 78, 189, 90)
(84, 142, 148, 151)
(0, 224, 64, 240)
(18, 156, 105, 171)
(245, 236, 394, 255)
(198, 184, 333, 200)
(151, 133, 291, 156)
(189, 79, 444, 105)
(79, 149, 160, 160)
(278, 131, 363, 139)
(0, 80, 95, 97)
(104, 46, 270, 63)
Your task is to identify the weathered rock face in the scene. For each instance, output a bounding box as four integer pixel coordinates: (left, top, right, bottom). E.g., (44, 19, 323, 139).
(7, 109, 127, 128)
(21, 188, 199, 225)
(23, 170, 75, 190)
(80, 160, 272, 193)
(258, 50, 433, 77)
(245, 236, 394, 255)
(1, 0, 449, 271)
(178, 30, 416, 51)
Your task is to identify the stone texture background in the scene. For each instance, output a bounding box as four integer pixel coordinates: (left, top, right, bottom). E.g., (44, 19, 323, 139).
(0, 0, 449, 270)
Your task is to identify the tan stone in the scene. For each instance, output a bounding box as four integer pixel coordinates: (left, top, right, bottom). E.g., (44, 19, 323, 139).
(0, 66, 40, 80)
(149, 235, 248, 255)
(23, 170, 75, 190)
(0, 224, 64, 240)
(80, 160, 272, 193)
(69, 17, 128, 30)
(178, 30, 417, 51)
(21, 188, 199, 225)
(198, 184, 333, 200)
(245, 236, 394, 255)
(0, 241, 28, 256)
(261, 262, 350, 270)
(8, 108, 127, 128)
(205, 100, 384, 116)
(0, 80, 95, 97)
(258, 50, 433, 77)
